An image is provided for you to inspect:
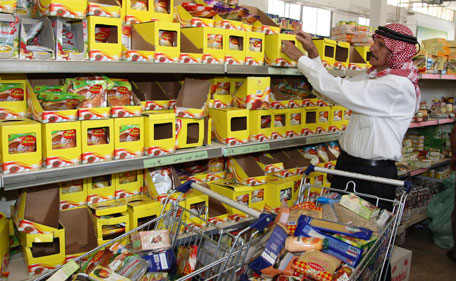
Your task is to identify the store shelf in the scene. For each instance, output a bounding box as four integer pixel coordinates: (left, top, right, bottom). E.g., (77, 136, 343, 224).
(0, 60, 226, 74)
(1, 133, 340, 190)
(398, 159, 450, 178)
(415, 175, 450, 183)
(419, 73, 456, 80)
(397, 211, 428, 235)
(409, 118, 455, 128)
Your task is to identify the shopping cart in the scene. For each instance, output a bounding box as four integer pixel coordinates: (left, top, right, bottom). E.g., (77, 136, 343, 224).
(32, 181, 272, 281)
(297, 165, 410, 281)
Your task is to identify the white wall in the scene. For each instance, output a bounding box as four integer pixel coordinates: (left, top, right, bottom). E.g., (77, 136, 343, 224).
(239, 0, 268, 11)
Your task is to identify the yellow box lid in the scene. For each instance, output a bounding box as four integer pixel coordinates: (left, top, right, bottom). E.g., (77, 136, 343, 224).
(89, 200, 127, 216)
(118, 195, 160, 212)
(212, 181, 252, 192)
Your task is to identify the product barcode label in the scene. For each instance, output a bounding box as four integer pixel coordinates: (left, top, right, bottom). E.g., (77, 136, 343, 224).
(159, 252, 169, 269)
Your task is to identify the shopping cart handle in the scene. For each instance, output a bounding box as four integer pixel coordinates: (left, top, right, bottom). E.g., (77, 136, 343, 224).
(404, 180, 412, 193)
(250, 213, 273, 232)
(176, 180, 193, 194)
(304, 165, 315, 175)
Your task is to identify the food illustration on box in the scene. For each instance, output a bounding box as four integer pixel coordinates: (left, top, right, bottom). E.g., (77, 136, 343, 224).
(0, 83, 24, 102)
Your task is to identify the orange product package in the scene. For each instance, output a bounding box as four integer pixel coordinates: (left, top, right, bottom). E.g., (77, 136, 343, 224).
(70, 76, 114, 108)
(41, 92, 85, 111)
(107, 79, 134, 106)
(159, 31, 175, 47)
(292, 251, 341, 281)
(154, 0, 169, 13)
(88, 127, 109, 145)
(95, 27, 112, 43)
(51, 129, 77, 150)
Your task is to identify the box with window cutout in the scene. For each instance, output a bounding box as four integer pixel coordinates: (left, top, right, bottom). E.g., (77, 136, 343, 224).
(113, 117, 144, 159)
(86, 174, 116, 204)
(42, 121, 81, 168)
(286, 107, 303, 137)
(302, 106, 330, 136)
(209, 108, 249, 145)
(81, 119, 114, 163)
(265, 33, 306, 67)
(89, 200, 129, 246)
(119, 195, 161, 229)
(88, 16, 122, 61)
(59, 178, 88, 210)
(249, 109, 273, 142)
(312, 38, 336, 69)
(175, 117, 210, 149)
(180, 27, 226, 64)
(114, 170, 143, 199)
(144, 112, 176, 156)
(271, 108, 289, 140)
(225, 29, 246, 65)
(245, 31, 265, 65)
(333, 41, 350, 70)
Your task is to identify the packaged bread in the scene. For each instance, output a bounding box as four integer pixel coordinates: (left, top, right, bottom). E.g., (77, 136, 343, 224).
(107, 79, 134, 106)
(41, 92, 84, 110)
(154, 0, 168, 13)
(292, 251, 341, 281)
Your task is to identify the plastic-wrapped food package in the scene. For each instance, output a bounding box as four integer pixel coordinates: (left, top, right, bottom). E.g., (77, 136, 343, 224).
(207, 34, 223, 49)
(34, 85, 66, 94)
(112, 256, 148, 281)
(0, 83, 25, 102)
(41, 92, 85, 110)
(292, 251, 341, 281)
(52, 129, 77, 150)
(60, 179, 84, 194)
(208, 157, 225, 173)
(131, 0, 148, 10)
(88, 127, 110, 146)
(301, 146, 320, 165)
(92, 175, 111, 189)
(290, 113, 301, 125)
(62, 23, 78, 52)
(249, 38, 262, 52)
(119, 125, 140, 142)
(25, 21, 43, 44)
(154, 0, 168, 13)
(229, 36, 240, 50)
(148, 167, 174, 195)
(107, 79, 134, 106)
(274, 115, 285, 127)
(95, 27, 111, 43)
(182, 3, 217, 18)
(0, 22, 15, 54)
(70, 76, 113, 108)
(119, 171, 137, 184)
(159, 31, 174, 47)
(131, 230, 171, 253)
(176, 245, 198, 277)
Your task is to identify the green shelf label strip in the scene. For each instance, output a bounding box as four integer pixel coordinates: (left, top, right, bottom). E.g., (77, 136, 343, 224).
(223, 143, 270, 157)
(144, 151, 209, 168)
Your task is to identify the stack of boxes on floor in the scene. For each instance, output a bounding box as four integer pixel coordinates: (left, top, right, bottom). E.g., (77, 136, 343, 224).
(414, 38, 456, 75)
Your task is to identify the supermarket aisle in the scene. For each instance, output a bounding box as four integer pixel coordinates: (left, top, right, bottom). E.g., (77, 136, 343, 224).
(406, 227, 456, 281)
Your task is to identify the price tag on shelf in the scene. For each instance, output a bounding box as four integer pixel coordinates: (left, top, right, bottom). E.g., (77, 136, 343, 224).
(223, 143, 270, 157)
(306, 134, 339, 144)
(144, 151, 209, 168)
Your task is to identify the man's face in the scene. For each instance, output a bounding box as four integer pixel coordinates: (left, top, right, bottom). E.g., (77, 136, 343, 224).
(369, 37, 392, 70)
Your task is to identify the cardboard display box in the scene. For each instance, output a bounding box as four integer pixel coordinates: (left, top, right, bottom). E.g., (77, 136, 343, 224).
(113, 117, 144, 159)
(265, 177, 294, 211)
(118, 195, 161, 229)
(144, 112, 176, 156)
(0, 14, 19, 59)
(109, 79, 142, 118)
(144, 167, 180, 203)
(209, 108, 249, 145)
(242, 6, 280, 35)
(265, 34, 305, 67)
(225, 29, 246, 65)
(122, 22, 154, 62)
(37, 0, 86, 19)
(59, 207, 98, 260)
(0, 79, 26, 120)
(87, 0, 121, 18)
(151, 0, 174, 23)
(249, 109, 272, 142)
(123, 0, 154, 24)
(245, 31, 265, 65)
(313, 38, 336, 69)
(59, 179, 87, 210)
(52, 18, 88, 61)
(175, 78, 211, 119)
(255, 153, 284, 174)
(302, 106, 330, 136)
(81, 119, 114, 164)
(390, 246, 412, 281)
(227, 155, 267, 186)
(86, 174, 116, 204)
(180, 27, 226, 64)
(349, 46, 371, 70)
(0, 0, 16, 13)
(333, 41, 350, 70)
(133, 80, 180, 112)
(174, 0, 214, 28)
(283, 148, 311, 175)
(207, 196, 228, 226)
(89, 200, 129, 245)
(271, 108, 288, 140)
(287, 107, 303, 137)
(175, 117, 205, 149)
(88, 16, 122, 61)
(208, 77, 233, 109)
(27, 79, 78, 123)
(181, 189, 209, 228)
(269, 150, 297, 178)
(114, 170, 143, 199)
(42, 121, 81, 169)
(0, 119, 42, 174)
(232, 76, 270, 110)
(20, 17, 55, 60)
(0, 215, 8, 276)
(329, 105, 345, 133)
(209, 181, 251, 217)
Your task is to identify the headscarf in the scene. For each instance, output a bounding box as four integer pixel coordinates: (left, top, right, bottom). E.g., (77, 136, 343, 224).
(368, 23, 421, 112)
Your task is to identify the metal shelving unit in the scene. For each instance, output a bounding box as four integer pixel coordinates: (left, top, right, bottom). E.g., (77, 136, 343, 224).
(398, 159, 450, 179)
(409, 118, 455, 128)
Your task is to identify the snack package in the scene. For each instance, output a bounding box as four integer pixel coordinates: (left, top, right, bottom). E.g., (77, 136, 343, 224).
(301, 146, 320, 165)
(82, 249, 115, 273)
(339, 193, 380, 220)
(182, 3, 217, 18)
(139, 273, 169, 281)
(285, 237, 328, 252)
(70, 76, 113, 108)
(0, 83, 25, 101)
(89, 265, 130, 281)
(159, 31, 175, 47)
(229, 36, 240, 51)
(88, 127, 110, 146)
(8, 133, 37, 154)
(148, 167, 174, 195)
(141, 249, 176, 272)
(34, 85, 66, 94)
(41, 92, 85, 110)
(333, 264, 353, 281)
(249, 38, 262, 52)
(131, 0, 148, 10)
(118, 171, 137, 185)
(113, 255, 148, 281)
(131, 230, 171, 253)
(0, 21, 16, 55)
(95, 27, 112, 43)
(154, 0, 169, 13)
(297, 215, 373, 240)
(92, 175, 111, 189)
(207, 34, 223, 49)
(52, 129, 77, 150)
(292, 251, 341, 281)
(107, 80, 134, 106)
(176, 245, 198, 277)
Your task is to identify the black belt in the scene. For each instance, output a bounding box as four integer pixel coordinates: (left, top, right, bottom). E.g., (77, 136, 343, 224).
(339, 150, 396, 167)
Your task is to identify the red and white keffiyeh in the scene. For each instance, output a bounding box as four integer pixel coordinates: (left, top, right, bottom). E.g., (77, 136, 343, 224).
(368, 23, 421, 112)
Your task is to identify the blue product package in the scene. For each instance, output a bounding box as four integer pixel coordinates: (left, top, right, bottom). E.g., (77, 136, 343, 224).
(298, 215, 372, 240)
(142, 249, 176, 273)
(295, 216, 364, 267)
(249, 224, 288, 274)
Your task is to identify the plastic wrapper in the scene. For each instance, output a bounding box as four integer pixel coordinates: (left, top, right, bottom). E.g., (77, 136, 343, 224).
(62, 23, 78, 52)
(333, 264, 353, 281)
(25, 45, 54, 54)
(41, 92, 85, 110)
(131, 0, 148, 10)
(0, 22, 15, 52)
(274, 115, 285, 127)
(290, 113, 301, 125)
(327, 141, 341, 158)
(60, 179, 84, 194)
(139, 273, 168, 281)
(131, 230, 171, 253)
(148, 167, 174, 195)
(119, 125, 140, 142)
(95, 27, 112, 43)
(119, 171, 137, 184)
(207, 34, 223, 49)
(52, 129, 77, 150)
(8, 133, 36, 154)
(298, 215, 373, 240)
(285, 237, 328, 252)
(159, 31, 175, 47)
(113, 256, 148, 281)
(292, 251, 341, 281)
(34, 85, 66, 94)
(249, 38, 262, 52)
(101, 223, 126, 238)
(107, 80, 134, 106)
(0, 83, 25, 102)
(71, 76, 113, 108)
(301, 146, 320, 165)
(92, 175, 111, 189)
(208, 157, 225, 173)
(229, 36, 240, 50)
(176, 245, 198, 277)
(154, 0, 168, 13)
(88, 127, 110, 146)
(261, 116, 272, 129)
(82, 249, 115, 274)
(25, 21, 43, 44)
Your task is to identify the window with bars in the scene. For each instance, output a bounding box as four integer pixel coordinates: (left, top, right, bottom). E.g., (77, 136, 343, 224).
(387, 0, 454, 21)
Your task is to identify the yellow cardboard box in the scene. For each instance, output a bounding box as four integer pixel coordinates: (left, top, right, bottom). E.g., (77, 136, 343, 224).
(133, 80, 179, 111)
(59, 179, 88, 210)
(265, 34, 305, 67)
(182, 189, 208, 229)
(209, 181, 251, 216)
(208, 77, 232, 109)
(214, 14, 244, 30)
(349, 46, 370, 70)
(52, 18, 88, 61)
(287, 107, 303, 137)
(89, 201, 129, 245)
(0, 119, 42, 174)
(42, 121, 81, 168)
(180, 27, 225, 64)
(175, 78, 211, 119)
(109, 79, 142, 118)
(227, 155, 267, 186)
(88, 16, 122, 61)
(313, 38, 336, 69)
(175, 117, 204, 149)
(207, 196, 229, 226)
(144, 112, 176, 156)
(187, 171, 226, 183)
(269, 150, 298, 178)
(302, 106, 330, 136)
(271, 108, 288, 140)
(209, 108, 249, 145)
(124, 0, 154, 24)
(0, 79, 26, 120)
(225, 29, 246, 65)
(0, 216, 8, 275)
(22, 245, 64, 276)
(87, 0, 121, 18)
(113, 117, 143, 159)
(255, 153, 284, 174)
(174, 3, 214, 28)
(151, 0, 174, 22)
(245, 31, 265, 65)
(37, 0, 87, 19)
(81, 119, 114, 163)
(265, 177, 294, 211)
(333, 41, 350, 70)
(232, 76, 270, 110)
(118, 195, 161, 229)
(249, 109, 272, 142)
(0, 0, 16, 13)
(329, 105, 345, 133)
(87, 174, 116, 204)
(243, 6, 280, 35)
(114, 170, 143, 199)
